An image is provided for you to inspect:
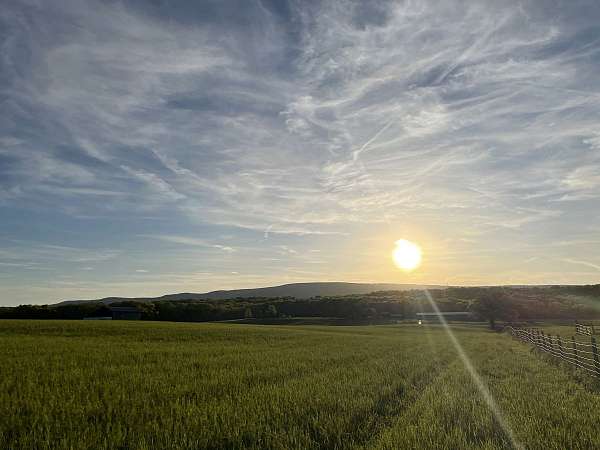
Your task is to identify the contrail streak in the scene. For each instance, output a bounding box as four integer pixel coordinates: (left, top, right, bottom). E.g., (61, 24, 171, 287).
(352, 118, 395, 161)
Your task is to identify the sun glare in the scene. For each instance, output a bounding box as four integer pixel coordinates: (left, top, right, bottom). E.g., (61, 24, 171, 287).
(392, 239, 422, 271)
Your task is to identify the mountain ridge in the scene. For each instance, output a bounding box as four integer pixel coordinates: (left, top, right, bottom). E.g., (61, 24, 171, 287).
(55, 282, 448, 305)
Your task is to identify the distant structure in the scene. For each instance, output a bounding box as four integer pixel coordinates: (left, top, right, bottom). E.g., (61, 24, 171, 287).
(109, 306, 142, 320)
(416, 312, 474, 322)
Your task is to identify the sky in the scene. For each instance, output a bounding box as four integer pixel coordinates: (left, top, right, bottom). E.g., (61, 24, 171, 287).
(1, 0, 600, 305)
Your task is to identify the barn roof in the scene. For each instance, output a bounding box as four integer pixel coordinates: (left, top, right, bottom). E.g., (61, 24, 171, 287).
(416, 311, 472, 316)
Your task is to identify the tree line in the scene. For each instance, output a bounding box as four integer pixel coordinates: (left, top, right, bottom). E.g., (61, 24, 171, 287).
(1, 285, 599, 327)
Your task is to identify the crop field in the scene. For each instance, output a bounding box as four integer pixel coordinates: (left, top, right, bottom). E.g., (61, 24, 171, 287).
(1, 321, 599, 450)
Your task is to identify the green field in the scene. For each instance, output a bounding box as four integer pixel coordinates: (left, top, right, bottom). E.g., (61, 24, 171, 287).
(1, 321, 599, 450)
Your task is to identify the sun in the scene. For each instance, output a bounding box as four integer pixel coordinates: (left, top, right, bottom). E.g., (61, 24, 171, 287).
(392, 239, 422, 272)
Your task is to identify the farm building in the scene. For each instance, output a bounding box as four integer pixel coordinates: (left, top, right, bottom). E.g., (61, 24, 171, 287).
(416, 311, 474, 322)
(109, 306, 142, 320)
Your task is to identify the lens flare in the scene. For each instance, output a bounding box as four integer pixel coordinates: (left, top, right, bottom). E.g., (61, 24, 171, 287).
(421, 289, 522, 450)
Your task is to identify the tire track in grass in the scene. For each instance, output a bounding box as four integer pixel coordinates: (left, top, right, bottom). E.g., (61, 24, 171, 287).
(263, 326, 452, 449)
(335, 342, 458, 449)
(128, 330, 429, 449)
(341, 325, 464, 449)
(251, 325, 460, 449)
(363, 357, 512, 450)
(366, 333, 542, 450)
(189, 329, 456, 450)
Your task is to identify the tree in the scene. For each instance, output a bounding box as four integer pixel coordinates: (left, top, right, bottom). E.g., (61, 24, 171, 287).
(265, 304, 278, 318)
(471, 289, 511, 330)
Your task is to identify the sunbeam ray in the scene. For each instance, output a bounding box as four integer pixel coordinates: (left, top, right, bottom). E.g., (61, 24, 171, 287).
(421, 289, 523, 450)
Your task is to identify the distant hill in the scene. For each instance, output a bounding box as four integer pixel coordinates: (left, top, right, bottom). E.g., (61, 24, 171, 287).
(56, 282, 446, 305)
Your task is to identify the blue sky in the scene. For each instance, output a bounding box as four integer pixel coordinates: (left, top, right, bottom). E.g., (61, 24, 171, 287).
(1, 0, 600, 305)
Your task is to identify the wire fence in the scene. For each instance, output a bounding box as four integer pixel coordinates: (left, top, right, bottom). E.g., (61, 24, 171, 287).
(505, 326, 600, 378)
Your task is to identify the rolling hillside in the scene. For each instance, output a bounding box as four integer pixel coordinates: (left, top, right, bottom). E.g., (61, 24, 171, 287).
(56, 282, 446, 305)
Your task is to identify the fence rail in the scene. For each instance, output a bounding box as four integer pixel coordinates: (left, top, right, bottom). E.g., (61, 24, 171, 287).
(575, 322, 596, 336)
(505, 326, 600, 378)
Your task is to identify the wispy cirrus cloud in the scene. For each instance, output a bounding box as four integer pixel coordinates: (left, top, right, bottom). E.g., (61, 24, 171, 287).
(142, 235, 236, 253)
(3, 0, 598, 229)
(563, 258, 600, 272)
(1, 0, 600, 303)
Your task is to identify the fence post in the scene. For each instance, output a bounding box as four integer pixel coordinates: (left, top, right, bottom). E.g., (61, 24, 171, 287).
(540, 330, 545, 350)
(572, 336, 578, 365)
(592, 336, 600, 378)
(558, 336, 564, 359)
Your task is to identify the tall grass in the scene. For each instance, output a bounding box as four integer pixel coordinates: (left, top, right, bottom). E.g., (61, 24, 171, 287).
(1, 321, 598, 449)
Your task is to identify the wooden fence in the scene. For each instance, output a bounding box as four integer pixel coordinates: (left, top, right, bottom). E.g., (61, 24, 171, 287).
(575, 322, 596, 336)
(505, 326, 600, 378)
